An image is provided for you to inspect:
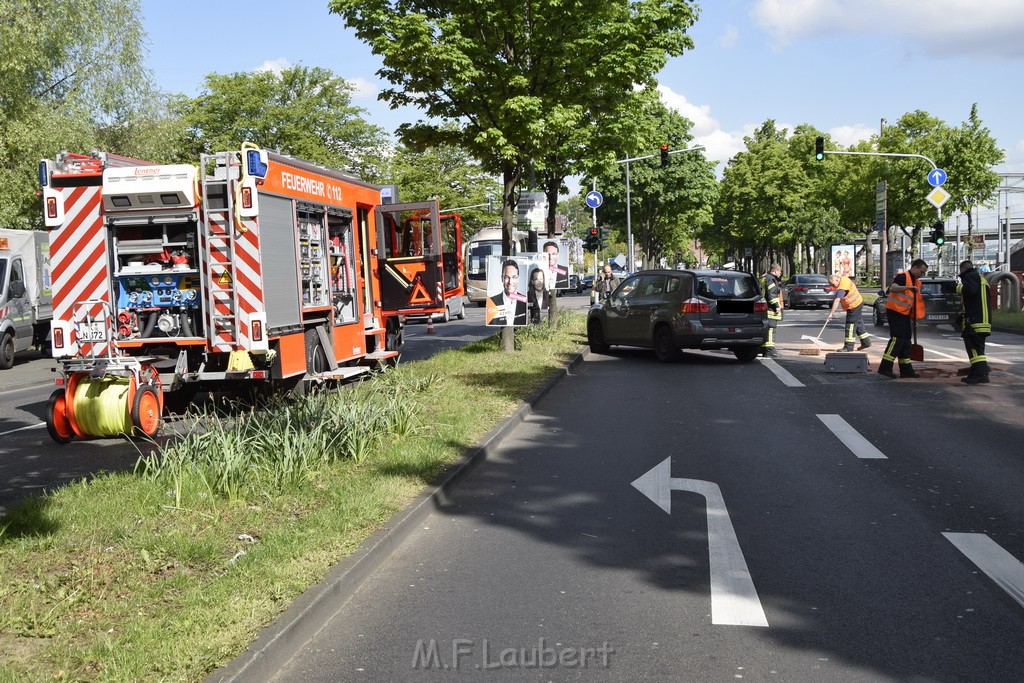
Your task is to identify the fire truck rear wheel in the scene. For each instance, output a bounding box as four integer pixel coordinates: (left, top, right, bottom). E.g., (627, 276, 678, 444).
(45, 389, 74, 444)
(0, 333, 14, 370)
(305, 328, 330, 375)
(131, 385, 161, 439)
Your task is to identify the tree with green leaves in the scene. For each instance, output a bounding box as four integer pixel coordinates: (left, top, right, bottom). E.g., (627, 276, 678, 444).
(941, 103, 1005, 242)
(591, 98, 717, 269)
(0, 0, 154, 227)
(177, 65, 388, 179)
(383, 129, 503, 237)
(331, 0, 698, 348)
(712, 120, 814, 272)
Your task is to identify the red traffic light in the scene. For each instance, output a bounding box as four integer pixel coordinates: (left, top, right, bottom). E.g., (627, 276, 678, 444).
(660, 144, 669, 167)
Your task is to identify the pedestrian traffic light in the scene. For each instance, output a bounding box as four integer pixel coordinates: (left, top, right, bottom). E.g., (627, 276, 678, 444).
(930, 220, 945, 246)
(814, 136, 825, 161)
(660, 144, 669, 167)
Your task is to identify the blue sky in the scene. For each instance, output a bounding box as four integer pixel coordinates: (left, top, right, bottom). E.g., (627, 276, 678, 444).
(141, 1, 1024, 231)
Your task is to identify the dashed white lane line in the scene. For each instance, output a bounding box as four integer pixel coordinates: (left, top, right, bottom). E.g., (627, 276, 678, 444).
(816, 414, 888, 459)
(943, 533, 1024, 610)
(759, 358, 804, 388)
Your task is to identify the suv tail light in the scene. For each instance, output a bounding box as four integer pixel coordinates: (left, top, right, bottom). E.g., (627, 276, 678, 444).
(754, 301, 768, 312)
(680, 297, 710, 313)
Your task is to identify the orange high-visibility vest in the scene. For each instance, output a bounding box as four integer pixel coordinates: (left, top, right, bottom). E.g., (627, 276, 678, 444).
(885, 271, 925, 319)
(835, 275, 862, 310)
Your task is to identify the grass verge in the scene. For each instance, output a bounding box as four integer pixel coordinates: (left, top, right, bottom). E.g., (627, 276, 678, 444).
(0, 313, 586, 682)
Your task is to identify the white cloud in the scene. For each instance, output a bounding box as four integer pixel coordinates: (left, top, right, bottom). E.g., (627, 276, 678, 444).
(346, 76, 379, 99)
(657, 85, 718, 137)
(750, 0, 1024, 58)
(719, 24, 739, 49)
(255, 58, 291, 76)
(829, 124, 879, 147)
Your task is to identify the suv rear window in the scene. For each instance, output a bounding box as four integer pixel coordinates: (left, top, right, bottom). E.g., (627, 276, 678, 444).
(696, 274, 757, 299)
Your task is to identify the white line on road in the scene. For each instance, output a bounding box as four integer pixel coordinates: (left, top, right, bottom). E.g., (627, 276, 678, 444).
(0, 423, 45, 437)
(759, 358, 804, 387)
(632, 459, 769, 627)
(816, 414, 887, 459)
(943, 533, 1024, 610)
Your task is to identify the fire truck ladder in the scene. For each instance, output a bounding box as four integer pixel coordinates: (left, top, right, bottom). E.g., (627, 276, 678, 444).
(199, 152, 241, 350)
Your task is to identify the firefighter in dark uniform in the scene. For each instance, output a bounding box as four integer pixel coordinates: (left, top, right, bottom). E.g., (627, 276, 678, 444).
(760, 263, 783, 358)
(957, 260, 991, 384)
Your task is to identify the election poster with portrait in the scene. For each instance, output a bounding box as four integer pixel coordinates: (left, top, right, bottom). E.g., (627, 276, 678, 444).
(537, 238, 571, 290)
(484, 255, 534, 327)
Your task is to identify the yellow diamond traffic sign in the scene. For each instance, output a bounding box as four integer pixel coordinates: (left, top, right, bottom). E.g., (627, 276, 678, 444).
(926, 186, 950, 209)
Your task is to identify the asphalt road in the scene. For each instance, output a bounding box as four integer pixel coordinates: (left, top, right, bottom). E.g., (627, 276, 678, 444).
(268, 309, 1024, 682)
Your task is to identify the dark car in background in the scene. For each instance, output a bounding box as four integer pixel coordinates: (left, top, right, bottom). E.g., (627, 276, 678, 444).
(586, 269, 768, 363)
(783, 273, 834, 309)
(872, 277, 962, 330)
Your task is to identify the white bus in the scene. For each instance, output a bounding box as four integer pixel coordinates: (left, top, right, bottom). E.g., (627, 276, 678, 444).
(463, 226, 529, 305)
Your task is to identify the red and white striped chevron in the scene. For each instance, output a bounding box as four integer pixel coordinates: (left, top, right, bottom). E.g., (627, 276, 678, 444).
(48, 185, 113, 356)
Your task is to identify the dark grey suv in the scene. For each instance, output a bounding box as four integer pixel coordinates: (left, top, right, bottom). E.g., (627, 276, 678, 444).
(586, 269, 769, 363)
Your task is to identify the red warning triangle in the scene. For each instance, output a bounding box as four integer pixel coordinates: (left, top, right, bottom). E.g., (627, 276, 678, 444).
(408, 278, 433, 305)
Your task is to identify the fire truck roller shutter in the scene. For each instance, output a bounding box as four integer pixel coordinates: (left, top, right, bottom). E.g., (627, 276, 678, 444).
(258, 193, 302, 329)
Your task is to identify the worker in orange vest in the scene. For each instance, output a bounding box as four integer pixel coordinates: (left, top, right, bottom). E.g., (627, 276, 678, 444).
(826, 273, 871, 352)
(878, 259, 927, 379)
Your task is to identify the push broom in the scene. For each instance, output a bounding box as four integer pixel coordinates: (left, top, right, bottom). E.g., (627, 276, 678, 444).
(799, 318, 831, 356)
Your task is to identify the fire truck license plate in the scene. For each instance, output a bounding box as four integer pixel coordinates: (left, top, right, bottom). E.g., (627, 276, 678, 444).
(76, 323, 107, 342)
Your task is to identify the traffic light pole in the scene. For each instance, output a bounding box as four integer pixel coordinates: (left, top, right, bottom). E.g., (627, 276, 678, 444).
(616, 145, 704, 274)
(818, 148, 942, 280)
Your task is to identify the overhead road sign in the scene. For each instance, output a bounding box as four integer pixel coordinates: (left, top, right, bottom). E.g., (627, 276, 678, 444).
(927, 168, 948, 187)
(926, 186, 950, 209)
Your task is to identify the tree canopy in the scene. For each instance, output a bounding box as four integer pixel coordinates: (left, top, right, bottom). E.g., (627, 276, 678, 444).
(177, 65, 388, 179)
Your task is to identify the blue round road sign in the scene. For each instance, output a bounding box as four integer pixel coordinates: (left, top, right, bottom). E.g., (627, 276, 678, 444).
(927, 168, 947, 187)
(585, 191, 604, 209)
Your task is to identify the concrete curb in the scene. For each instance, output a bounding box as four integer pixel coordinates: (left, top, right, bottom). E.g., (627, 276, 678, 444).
(206, 349, 588, 683)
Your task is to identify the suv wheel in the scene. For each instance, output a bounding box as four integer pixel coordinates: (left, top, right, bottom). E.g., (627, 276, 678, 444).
(587, 320, 610, 354)
(653, 325, 681, 363)
(733, 346, 760, 363)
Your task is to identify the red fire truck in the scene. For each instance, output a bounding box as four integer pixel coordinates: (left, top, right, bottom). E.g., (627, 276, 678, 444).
(38, 146, 455, 443)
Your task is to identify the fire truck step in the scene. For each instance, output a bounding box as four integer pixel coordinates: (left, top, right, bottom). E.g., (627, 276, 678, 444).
(311, 366, 370, 381)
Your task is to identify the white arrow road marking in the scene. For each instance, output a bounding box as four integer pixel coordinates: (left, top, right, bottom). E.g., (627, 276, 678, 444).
(759, 358, 804, 387)
(943, 533, 1024, 609)
(0, 423, 45, 437)
(631, 458, 768, 627)
(816, 414, 887, 459)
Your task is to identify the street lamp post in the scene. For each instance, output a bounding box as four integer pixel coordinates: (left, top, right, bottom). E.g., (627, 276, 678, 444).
(615, 145, 705, 273)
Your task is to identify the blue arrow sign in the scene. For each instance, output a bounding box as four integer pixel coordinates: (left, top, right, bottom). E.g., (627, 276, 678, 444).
(585, 191, 604, 209)
(927, 168, 948, 187)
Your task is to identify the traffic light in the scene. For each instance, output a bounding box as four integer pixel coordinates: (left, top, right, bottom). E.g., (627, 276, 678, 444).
(660, 144, 669, 167)
(814, 136, 825, 161)
(585, 227, 599, 250)
(598, 227, 612, 250)
(930, 220, 945, 246)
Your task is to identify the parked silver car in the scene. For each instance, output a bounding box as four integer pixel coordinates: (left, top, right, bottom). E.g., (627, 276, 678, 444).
(586, 269, 769, 363)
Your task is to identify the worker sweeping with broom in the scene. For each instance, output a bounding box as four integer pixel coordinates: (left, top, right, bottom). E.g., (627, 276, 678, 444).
(826, 272, 872, 352)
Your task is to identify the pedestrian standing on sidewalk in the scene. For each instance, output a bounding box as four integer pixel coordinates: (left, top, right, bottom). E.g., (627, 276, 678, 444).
(877, 259, 927, 379)
(826, 272, 871, 352)
(760, 263, 783, 358)
(593, 264, 620, 303)
(957, 260, 991, 384)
